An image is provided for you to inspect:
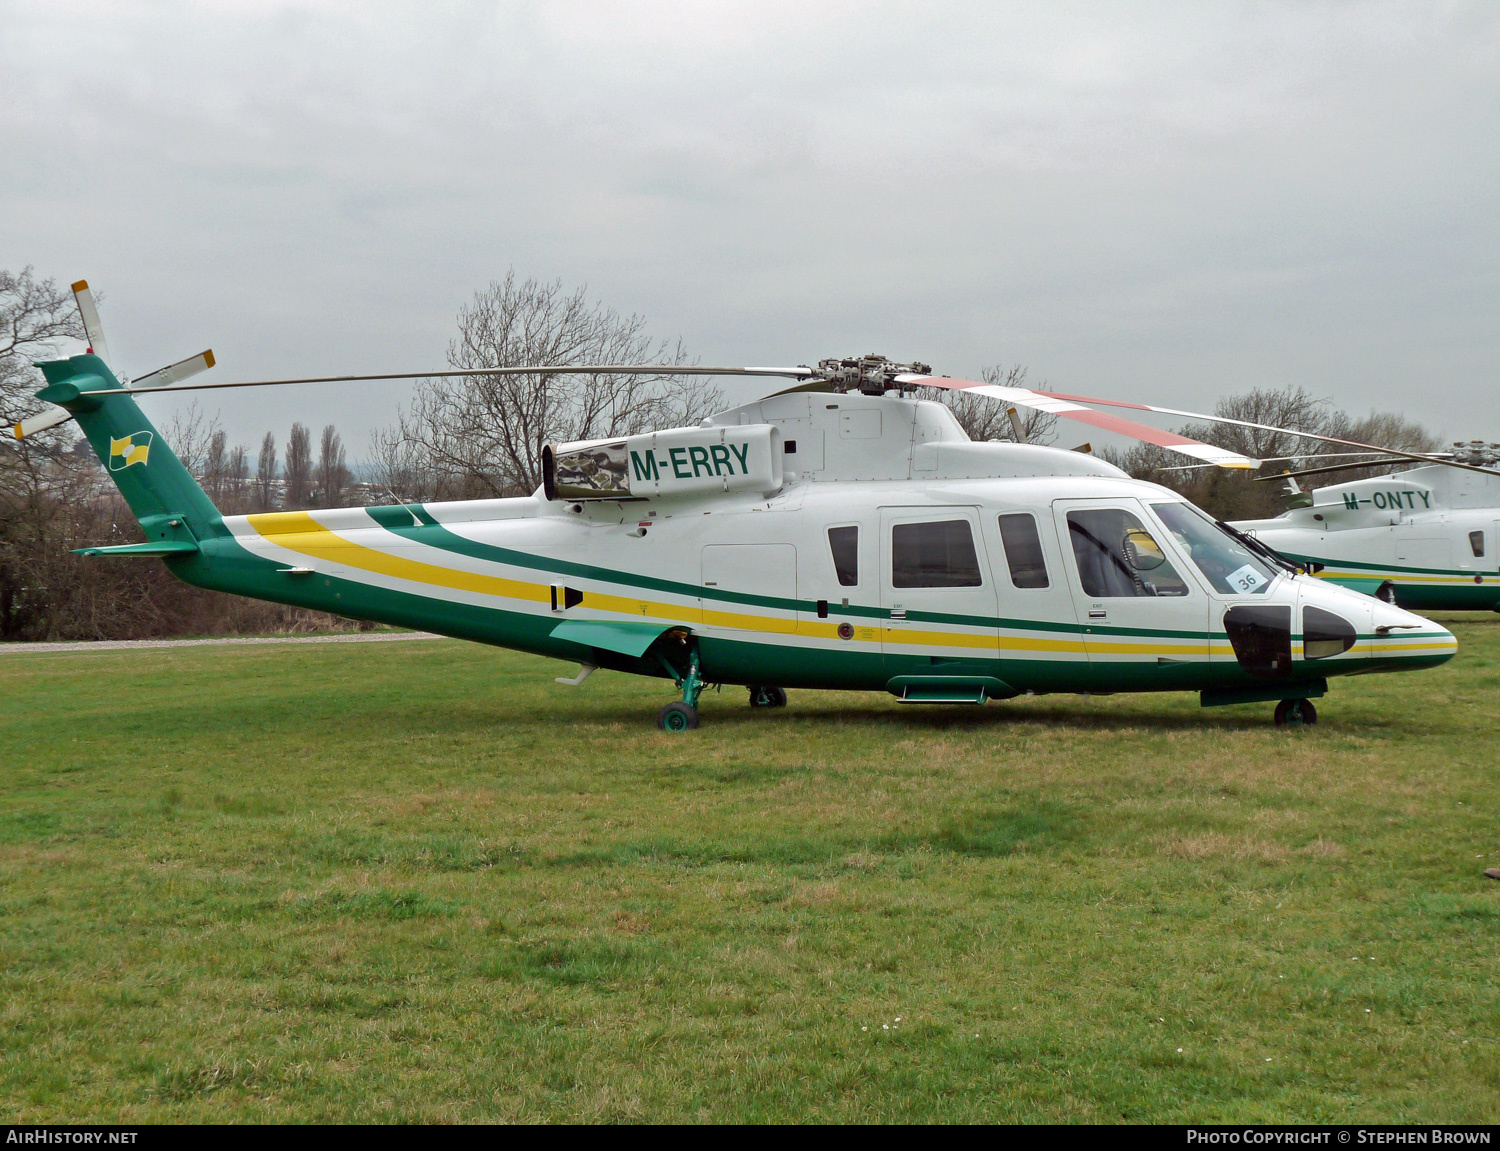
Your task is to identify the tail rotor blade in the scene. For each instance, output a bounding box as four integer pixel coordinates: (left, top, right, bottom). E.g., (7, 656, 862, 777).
(131, 350, 216, 390)
(71, 280, 112, 365)
(14, 404, 75, 439)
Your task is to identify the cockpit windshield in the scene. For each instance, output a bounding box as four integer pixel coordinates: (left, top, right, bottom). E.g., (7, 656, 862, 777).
(1151, 502, 1277, 595)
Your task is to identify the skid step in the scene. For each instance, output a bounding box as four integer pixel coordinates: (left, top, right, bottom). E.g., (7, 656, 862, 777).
(885, 675, 1017, 704)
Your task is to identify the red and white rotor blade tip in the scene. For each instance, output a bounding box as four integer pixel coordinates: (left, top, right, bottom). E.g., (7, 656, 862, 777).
(70, 280, 112, 366)
(13, 404, 74, 440)
(896, 375, 1259, 470)
(132, 349, 216, 390)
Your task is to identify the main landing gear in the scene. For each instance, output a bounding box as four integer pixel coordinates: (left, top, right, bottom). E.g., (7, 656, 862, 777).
(1274, 698, 1318, 728)
(748, 685, 787, 709)
(655, 631, 706, 732)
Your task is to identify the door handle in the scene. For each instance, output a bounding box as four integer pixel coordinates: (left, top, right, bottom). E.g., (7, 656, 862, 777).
(1088, 609, 1107, 619)
(890, 608, 907, 619)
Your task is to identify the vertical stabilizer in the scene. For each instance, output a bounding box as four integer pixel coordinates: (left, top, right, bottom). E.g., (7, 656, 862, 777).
(34, 354, 223, 544)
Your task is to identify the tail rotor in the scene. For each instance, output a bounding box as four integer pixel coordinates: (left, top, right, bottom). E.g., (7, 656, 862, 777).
(11, 279, 216, 440)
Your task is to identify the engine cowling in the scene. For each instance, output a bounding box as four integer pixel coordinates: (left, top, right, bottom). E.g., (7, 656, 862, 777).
(543, 424, 783, 501)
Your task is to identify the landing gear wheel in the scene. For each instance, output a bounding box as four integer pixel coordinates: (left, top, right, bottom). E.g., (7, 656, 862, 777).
(1376, 582, 1398, 605)
(1274, 698, 1318, 728)
(657, 701, 699, 732)
(748, 686, 787, 709)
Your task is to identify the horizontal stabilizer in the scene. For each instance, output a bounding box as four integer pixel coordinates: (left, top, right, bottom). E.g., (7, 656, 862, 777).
(72, 541, 200, 558)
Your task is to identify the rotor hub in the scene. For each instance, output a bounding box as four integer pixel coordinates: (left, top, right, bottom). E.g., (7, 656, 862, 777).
(814, 354, 931, 395)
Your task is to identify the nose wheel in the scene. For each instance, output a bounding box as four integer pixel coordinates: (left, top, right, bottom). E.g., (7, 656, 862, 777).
(657, 701, 699, 731)
(1274, 698, 1318, 727)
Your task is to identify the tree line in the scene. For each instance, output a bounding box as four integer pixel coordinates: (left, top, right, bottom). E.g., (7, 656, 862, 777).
(0, 264, 1446, 641)
(166, 407, 356, 515)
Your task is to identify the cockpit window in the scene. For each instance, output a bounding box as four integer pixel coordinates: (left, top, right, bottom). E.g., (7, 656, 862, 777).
(1066, 509, 1189, 598)
(1151, 502, 1276, 595)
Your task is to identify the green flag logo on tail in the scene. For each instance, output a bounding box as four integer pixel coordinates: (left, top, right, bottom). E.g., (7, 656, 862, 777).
(108, 431, 152, 471)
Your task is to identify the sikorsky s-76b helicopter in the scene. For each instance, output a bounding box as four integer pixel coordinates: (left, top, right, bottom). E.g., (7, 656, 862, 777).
(1228, 453, 1500, 613)
(12, 282, 1460, 730)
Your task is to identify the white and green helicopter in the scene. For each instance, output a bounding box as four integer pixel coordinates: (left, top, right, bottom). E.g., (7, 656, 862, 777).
(12, 283, 1460, 730)
(1228, 455, 1500, 613)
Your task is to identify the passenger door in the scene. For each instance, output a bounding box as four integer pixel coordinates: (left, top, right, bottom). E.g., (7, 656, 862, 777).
(1051, 499, 1210, 672)
(879, 507, 999, 674)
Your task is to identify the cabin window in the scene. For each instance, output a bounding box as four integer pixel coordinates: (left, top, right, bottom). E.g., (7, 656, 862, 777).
(997, 513, 1049, 588)
(1067, 509, 1189, 598)
(1151, 502, 1275, 595)
(1303, 606, 1357, 660)
(892, 520, 982, 588)
(827, 526, 858, 586)
(1470, 530, 1485, 558)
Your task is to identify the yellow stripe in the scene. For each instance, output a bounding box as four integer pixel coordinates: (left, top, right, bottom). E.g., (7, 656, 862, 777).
(1316, 569, 1485, 587)
(248, 511, 550, 607)
(248, 514, 1364, 662)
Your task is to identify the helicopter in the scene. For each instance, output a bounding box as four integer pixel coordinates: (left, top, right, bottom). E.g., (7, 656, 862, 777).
(11, 284, 1459, 731)
(1225, 452, 1500, 613)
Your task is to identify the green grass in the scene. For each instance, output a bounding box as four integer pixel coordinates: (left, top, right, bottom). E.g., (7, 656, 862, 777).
(2, 616, 1498, 1122)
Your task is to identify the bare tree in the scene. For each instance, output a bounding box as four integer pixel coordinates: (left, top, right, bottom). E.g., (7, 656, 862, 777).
(223, 444, 249, 512)
(255, 432, 278, 511)
(284, 422, 312, 508)
(202, 428, 228, 503)
(314, 424, 349, 507)
(938, 364, 1059, 445)
(369, 429, 435, 504)
(160, 402, 221, 478)
(0, 268, 87, 637)
(376, 272, 722, 498)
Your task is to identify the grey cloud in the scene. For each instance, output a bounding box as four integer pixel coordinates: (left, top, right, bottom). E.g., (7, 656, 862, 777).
(2, 1, 1496, 452)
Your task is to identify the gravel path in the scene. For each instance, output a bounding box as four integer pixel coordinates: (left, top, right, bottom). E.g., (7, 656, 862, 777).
(0, 632, 447, 655)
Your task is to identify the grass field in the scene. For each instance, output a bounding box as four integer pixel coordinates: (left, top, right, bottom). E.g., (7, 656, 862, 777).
(2, 617, 1498, 1123)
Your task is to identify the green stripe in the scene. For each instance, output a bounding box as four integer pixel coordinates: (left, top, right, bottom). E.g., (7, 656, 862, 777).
(381, 505, 1220, 640)
(1282, 549, 1495, 580)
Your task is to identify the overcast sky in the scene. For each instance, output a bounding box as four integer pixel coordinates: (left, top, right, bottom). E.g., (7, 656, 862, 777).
(3, 1, 1497, 455)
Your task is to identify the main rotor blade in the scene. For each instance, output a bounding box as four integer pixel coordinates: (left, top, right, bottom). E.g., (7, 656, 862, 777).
(13, 404, 74, 439)
(1252, 457, 1455, 483)
(132, 349, 216, 390)
(1157, 450, 1435, 474)
(896, 375, 1260, 469)
(74, 363, 814, 397)
(1024, 389, 1500, 481)
(71, 280, 111, 365)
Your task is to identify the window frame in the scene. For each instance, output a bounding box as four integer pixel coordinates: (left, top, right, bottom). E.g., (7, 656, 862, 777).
(996, 512, 1051, 589)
